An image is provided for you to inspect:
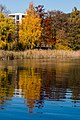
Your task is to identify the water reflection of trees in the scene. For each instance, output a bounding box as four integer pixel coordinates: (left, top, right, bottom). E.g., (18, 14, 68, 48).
(0, 59, 80, 111)
(68, 64, 80, 101)
(19, 68, 41, 113)
(35, 63, 69, 101)
(34, 61, 80, 103)
(18, 60, 80, 111)
(0, 68, 14, 109)
(43, 61, 80, 104)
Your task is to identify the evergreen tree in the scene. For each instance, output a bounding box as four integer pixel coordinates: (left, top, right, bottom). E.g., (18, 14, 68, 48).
(68, 7, 80, 50)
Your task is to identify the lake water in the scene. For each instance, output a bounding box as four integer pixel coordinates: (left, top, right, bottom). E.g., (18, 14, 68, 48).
(0, 59, 80, 120)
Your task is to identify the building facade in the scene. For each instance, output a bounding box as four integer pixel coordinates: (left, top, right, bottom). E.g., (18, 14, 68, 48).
(8, 13, 25, 23)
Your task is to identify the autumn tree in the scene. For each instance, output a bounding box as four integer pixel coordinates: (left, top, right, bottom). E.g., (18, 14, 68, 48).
(44, 10, 69, 49)
(0, 12, 16, 50)
(19, 3, 42, 50)
(35, 8, 69, 49)
(35, 5, 46, 24)
(35, 5, 48, 48)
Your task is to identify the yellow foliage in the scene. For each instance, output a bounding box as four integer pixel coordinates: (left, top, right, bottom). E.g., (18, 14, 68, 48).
(19, 68, 41, 112)
(0, 70, 14, 101)
(0, 12, 15, 50)
(56, 43, 71, 50)
(19, 3, 42, 49)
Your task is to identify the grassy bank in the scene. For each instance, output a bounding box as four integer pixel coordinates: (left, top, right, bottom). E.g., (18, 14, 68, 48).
(0, 50, 80, 60)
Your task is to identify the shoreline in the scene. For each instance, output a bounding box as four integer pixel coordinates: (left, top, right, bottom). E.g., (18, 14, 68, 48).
(0, 50, 80, 60)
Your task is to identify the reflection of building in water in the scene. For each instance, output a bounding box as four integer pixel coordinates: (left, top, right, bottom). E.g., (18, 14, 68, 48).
(14, 89, 24, 98)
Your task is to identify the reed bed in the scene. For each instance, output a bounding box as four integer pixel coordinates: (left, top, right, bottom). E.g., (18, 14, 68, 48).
(0, 50, 80, 60)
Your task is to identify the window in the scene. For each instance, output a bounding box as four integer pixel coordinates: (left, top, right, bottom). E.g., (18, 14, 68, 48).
(16, 15, 19, 20)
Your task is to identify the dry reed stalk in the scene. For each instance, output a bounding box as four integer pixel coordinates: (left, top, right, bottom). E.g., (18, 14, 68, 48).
(0, 50, 80, 60)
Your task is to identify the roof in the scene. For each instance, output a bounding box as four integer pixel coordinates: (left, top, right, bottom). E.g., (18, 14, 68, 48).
(8, 13, 25, 16)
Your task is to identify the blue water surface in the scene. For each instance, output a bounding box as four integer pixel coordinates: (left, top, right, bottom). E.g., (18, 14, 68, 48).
(0, 59, 80, 120)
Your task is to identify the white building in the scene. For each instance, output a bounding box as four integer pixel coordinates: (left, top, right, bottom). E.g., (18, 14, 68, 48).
(8, 13, 25, 23)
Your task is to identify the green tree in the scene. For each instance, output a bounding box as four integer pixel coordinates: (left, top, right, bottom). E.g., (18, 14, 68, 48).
(68, 7, 80, 50)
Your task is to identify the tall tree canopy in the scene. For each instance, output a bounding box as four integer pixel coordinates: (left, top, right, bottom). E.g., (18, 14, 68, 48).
(68, 7, 80, 50)
(0, 12, 15, 50)
(19, 3, 42, 50)
(0, 3, 80, 51)
(41, 10, 69, 49)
